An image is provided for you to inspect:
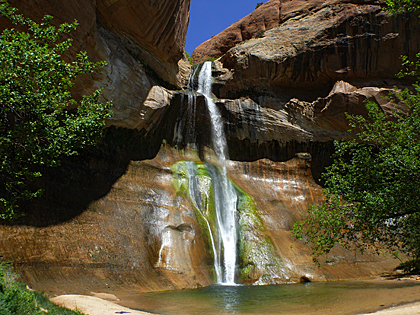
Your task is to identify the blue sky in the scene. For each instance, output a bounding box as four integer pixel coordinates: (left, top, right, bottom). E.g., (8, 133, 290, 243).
(185, 0, 262, 54)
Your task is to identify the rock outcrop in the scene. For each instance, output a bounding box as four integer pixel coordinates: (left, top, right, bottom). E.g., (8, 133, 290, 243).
(191, 0, 284, 64)
(192, 0, 338, 64)
(1, 0, 191, 129)
(96, 0, 191, 87)
(0, 145, 398, 294)
(194, 0, 419, 100)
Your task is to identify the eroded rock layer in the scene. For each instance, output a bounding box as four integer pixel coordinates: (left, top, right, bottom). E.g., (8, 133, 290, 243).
(1, 0, 191, 129)
(194, 0, 419, 100)
(0, 145, 398, 294)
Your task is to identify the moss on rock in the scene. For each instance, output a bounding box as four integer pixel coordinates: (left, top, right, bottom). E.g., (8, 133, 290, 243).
(171, 160, 283, 284)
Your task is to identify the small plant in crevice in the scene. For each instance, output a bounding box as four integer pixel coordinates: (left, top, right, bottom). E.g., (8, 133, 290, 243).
(254, 29, 266, 38)
(185, 51, 194, 65)
(204, 56, 221, 62)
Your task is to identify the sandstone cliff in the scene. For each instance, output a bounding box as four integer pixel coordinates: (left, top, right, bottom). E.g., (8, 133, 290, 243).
(194, 0, 419, 100)
(0, 145, 398, 294)
(192, 0, 334, 64)
(1, 0, 191, 129)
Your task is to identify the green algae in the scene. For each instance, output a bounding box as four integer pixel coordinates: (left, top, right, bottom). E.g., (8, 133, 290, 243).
(171, 161, 220, 280)
(171, 160, 283, 284)
(235, 188, 284, 283)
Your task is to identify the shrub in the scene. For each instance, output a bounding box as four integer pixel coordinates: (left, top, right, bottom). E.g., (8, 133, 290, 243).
(0, 262, 85, 315)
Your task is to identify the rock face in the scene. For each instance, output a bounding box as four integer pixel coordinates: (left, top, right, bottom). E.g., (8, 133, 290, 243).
(192, 0, 334, 64)
(194, 0, 419, 100)
(191, 0, 284, 64)
(0, 79, 401, 293)
(1, 0, 191, 129)
(96, 0, 191, 87)
(0, 148, 212, 294)
(0, 145, 397, 294)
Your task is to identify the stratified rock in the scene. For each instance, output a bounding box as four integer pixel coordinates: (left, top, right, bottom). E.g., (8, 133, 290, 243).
(192, 0, 335, 64)
(96, 0, 191, 87)
(191, 0, 283, 64)
(0, 145, 398, 293)
(195, 0, 419, 99)
(0, 147, 212, 294)
(134, 86, 174, 131)
(222, 80, 397, 145)
(0, 0, 191, 129)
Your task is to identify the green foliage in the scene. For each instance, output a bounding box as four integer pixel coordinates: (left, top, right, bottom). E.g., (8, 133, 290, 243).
(385, 0, 420, 15)
(185, 51, 194, 65)
(0, 262, 85, 314)
(398, 52, 420, 79)
(253, 29, 265, 39)
(0, 2, 113, 220)
(397, 259, 420, 272)
(294, 54, 420, 263)
(294, 0, 420, 265)
(255, 2, 263, 9)
(203, 56, 220, 63)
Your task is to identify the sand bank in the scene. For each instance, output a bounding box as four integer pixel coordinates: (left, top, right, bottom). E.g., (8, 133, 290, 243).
(51, 294, 155, 315)
(362, 302, 420, 315)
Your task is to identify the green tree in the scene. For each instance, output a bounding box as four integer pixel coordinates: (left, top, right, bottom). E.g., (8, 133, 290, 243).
(294, 56, 420, 266)
(0, 262, 85, 314)
(294, 1, 420, 267)
(0, 2, 113, 220)
(385, 0, 420, 15)
(185, 51, 194, 65)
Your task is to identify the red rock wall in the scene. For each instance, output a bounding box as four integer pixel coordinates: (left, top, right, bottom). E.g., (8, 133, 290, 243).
(193, 0, 419, 100)
(1, 0, 191, 109)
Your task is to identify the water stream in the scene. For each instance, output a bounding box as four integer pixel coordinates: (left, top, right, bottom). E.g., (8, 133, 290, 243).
(188, 61, 238, 284)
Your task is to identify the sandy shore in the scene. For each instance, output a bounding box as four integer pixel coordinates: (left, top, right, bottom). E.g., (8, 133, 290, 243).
(51, 294, 156, 315)
(363, 302, 420, 314)
(51, 293, 420, 315)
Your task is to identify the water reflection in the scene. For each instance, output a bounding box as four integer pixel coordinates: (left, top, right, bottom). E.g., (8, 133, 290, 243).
(208, 285, 244, 313)
(123, 281, 420, 315)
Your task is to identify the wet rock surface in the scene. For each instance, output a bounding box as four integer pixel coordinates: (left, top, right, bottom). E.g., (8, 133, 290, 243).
(0, 146, 398, 294)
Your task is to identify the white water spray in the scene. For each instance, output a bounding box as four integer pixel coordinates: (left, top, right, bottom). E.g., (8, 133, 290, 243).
(194, 62, 238, 284)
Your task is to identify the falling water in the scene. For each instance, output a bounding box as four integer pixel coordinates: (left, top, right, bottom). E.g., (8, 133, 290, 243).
(196, 62, 228, 174)
(173, 65, 200, 146)
(189, 61, 238, 285)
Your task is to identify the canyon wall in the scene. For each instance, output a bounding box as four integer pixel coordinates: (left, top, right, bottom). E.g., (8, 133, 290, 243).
(0, 0, 417, 295)
(1, 0, 191, 129)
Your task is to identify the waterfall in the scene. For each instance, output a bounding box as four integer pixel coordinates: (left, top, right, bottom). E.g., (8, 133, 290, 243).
(196, 62, 229, 174)
(187, 62, 238, 285)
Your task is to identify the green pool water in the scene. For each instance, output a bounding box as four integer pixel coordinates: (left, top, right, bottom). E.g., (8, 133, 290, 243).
(118, 280, 420, 315)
